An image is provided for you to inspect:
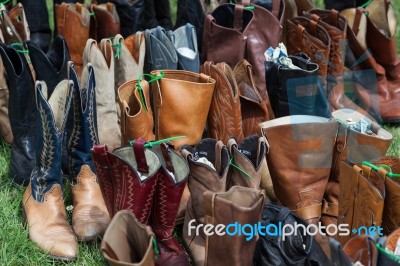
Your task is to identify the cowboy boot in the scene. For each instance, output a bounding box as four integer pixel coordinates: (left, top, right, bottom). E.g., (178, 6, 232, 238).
(180, 138, 230, 266)
(0, 43, 35, 185)
(65, 63, 110, 241)
(151, 70, 215, 149)
(9, 3, 30, 41)
(202, 61, 244, 144)
(226, 135, 276, 201)
(87, 2, 120, 42)
(203, 186, 266, 266)
(260, 115, 339, 224)
(322, 109, 392, 228)
(83, 38, 121, 150)
(113, 32, 145, 89)
(0, 56, 12, 144)
(91, 138, 160, 221)
(342, 234, 379, 266)
(149, 143, 190, 265)
(102, 210, 157, 266)
(336, 161, 385, 245)
(22, 79, 77, 260)
(55, 3, 90, 77)
(117, 78, 155, 145)
(234, 59, 270, 136)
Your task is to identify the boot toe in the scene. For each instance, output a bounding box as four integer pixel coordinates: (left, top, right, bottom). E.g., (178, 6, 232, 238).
(72, 206, 111, 241)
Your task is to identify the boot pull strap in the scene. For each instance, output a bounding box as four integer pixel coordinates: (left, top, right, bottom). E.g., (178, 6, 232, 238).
(330, 9, 339, 27)
(133, 138, 149, 174)
(272, 0, 281, 19)
(296, 24, 305, 43)
(215, 140, 226, 174)
(257, 137, 267, 165)
(134, 31, 143, 52)
(352, 8, 365, 36)
(233, 4, 244, 31)
(227, 137, 238, 155)
(100, 38, 113, 68)
(92, 144, 113, 170)
(203, 61, 213, 76)
(180, 148, 192, 161)
(309, 13, 321, 23)
(76, 2, 83, 13)
(199, 73, 212, 83)
(57, 3, 69, 33)
(160, 143, 175, 174)
(309, 19, 318, 36)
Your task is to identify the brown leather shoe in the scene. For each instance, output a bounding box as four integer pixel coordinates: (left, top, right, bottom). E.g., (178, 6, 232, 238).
(22, 184, 78, 261)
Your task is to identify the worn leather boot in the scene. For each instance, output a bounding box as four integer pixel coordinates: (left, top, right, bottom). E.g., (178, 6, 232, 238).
(180, 139, 230, 266)
(87, 2, 120, 42)
(83, 38, 121, 150)
(202, 61, 244, 144)
(202, 186, 266, 266)
(260, 115, 339, 224)
(22, 80, 77, 260)
(102, 210, 157, 266)
(149, 143, 190, 265)
(234, 59, 270, 136)
(113, 32, 145, 89)
(9, 3, 30, 41)
(150, 70, 215, 149)
(91, 139, 160, 221)
(55, 3, 90, 77)
(0, 43, 35, 185)
(65, 63, 110, 241)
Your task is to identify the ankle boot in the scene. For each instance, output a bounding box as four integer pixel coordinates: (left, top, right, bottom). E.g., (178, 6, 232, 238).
(55, 3, 90, 77)
(151, 70, 215, 149)
(117, 78, 155, 145)
(202, 61, 244, 144)
(226, 136, 275, 201)
(203, 186, 266, 266)
(233, 59, 270, 136)
(91, 139, 160, 221)
(83, 38, 121, 150)
(113, 32, 145, 89)
(322, 109, 392, 228)
(149, 143, 190, 265)
(0, 43, 35, 185)
(260, 115, 339, 224)
(0, 57, 12, 144)
(65, 63, 110, 241)
(22, 80, 77, 260)
(102, 210, 157, 266)
(88, 2, 120, 42)
(180, 138, 230, 266)
(336, 161, 385, 245)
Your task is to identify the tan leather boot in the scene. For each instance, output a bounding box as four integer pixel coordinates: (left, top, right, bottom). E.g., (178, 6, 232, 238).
(0, 64, 11, 143)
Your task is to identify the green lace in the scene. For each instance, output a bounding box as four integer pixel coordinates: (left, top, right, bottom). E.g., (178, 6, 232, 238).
(152, 237, 159, 260)
(229, 154, 254, 180)
(376, 243, 400, 263)
(129, 136, 185, 148)
(136, 72, 165, 113)
(10, 43, 29, 54)
(359, 0, 373, 8)
(362, 161, 400, 178)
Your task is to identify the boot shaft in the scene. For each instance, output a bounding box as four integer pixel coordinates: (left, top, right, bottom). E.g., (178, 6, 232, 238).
(9, 3, 30, 42)
(88, 2, 120, 42)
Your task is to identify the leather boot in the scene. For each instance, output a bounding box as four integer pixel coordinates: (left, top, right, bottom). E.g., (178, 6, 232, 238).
(340, 8, 400, 123)
(150, 70, 215, 149)
(226, 135, 276, 201)
(88, 2, 120, 42)
(91, 139, 160, 221)
(65, 63, 110, 241)
(113, 32, 145, 89)
(102, 210, 157, 266)
(203, 186, 266, 266)
(336, 161, 385, 245)
(202, 61, 244, 144)
(149, 143, 190, 265)
(0, 57, 12, 144)
(233, 59, 270, 136)
(260, 115, 339, 224)
(322, 108, 393, 229)
(9, 3, 30, 42)
(117, 78, 155, 145)
(83, 38, 121, 150)
(22, 80, 77, 260)
(55, 3, 90, 77)
(180, 138, 230, 266)
(342, 234, 379, 265)
(0, 43, 35, 185)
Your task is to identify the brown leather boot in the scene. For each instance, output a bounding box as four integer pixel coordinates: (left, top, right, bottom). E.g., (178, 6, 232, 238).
(180, 139, 230, 266)
(233, 59, 270, 137)
(9, 3, 30, 41)
(0, 65, 11, 143)
(203, 186, 266, 266)
(55, 3, 90, 77)
(117, 79, 155, 145)
(102, 210, 157, 266)
(202, 61, 244, 144)
(88, 2, 120, 42)
(260, 115, 339, 224)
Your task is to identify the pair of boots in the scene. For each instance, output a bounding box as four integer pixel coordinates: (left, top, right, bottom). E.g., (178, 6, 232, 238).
(21, 63, 110, 260)
(203, 59, 270, 144)
(92, 139, 190, 265)
(181, 136, 271, 265)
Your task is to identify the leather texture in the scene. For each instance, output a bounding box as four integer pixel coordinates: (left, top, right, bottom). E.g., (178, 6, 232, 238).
(151, 70, 215, 149)
(88, 2, 120, 42)
(9, 3, 30, 41)
(0, 65, 11, 143)
(260, 115, 339, 224)
(203, 61, 244, 144)
(0, 4, 23, 44)
(233, 59, 270, 136)
(117, 79, 155, 145)
(83, 38, 121, 150)
(0, 43, 35, 185)
(102, 210, 156, 266)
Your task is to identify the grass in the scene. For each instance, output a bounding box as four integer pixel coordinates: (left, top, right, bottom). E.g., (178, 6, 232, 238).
(0, 0, 400, 265)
